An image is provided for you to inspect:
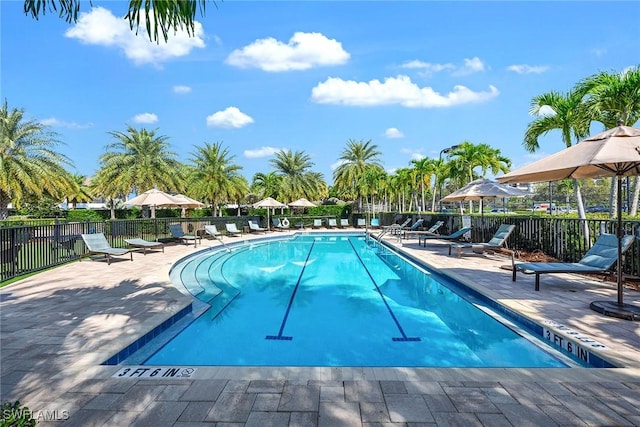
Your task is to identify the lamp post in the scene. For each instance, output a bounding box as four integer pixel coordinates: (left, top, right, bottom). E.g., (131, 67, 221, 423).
(438, 144, 460, 212)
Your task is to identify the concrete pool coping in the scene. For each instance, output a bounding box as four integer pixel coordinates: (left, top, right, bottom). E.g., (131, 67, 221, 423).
(2, 228, 639, 426)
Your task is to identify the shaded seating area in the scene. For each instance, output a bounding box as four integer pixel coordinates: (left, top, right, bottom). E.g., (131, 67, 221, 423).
(418, 227, 471, 247)
(124, 238, 164, 255)
(80, 233, 133, 265)
(225, 223, 243, 236)
(448, 224, 516, 258)
(513, 233, 636, 291)
(168, 223, 198, 246)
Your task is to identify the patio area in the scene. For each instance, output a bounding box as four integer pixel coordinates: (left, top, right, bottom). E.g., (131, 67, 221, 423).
(1, 228, 639, 426)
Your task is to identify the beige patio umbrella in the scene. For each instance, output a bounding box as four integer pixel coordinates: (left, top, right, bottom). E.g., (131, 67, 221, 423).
(498, 124, 640, 319)
(172, 194, 205, 217)
(125, 189, 181, 218)
(440, 178, 529, 239)
(288, 198, 317, 208)
(254, 197, 287, 230)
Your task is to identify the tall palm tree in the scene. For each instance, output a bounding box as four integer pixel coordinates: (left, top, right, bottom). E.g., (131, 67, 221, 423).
(524, 90, 591, 220)
(576, 67, 640, 216)
(411, 157, 437, 212)
(97, 126, 184, 200)
(0, 100, 76, 219)
(333, 139, 384, 212)
(251, 172, 284, 200)
(270, 149, 325, 202)
(448, 141, 511, 213)
(65, 174, 94, 209)
(188, 142, 246, 216)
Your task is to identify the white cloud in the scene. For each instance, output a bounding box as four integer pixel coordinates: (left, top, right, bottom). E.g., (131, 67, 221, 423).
(536, 105, 556, 117)
(401, 57, 485, 76)
(330, 159, 348, 171)
(452, 57, 486, 76)
(173, 85, 192, 94)
(507, 64, 549, 74)
(590, 47, 607, 57)
(385, 128, 404, 139)
(40, 117, 92, 129)
(244, 146, 282, 158)
(65, 7, 205, 66)
(206, 107, 254, 128)
(401, 148, 424, 161)
(132, 113, 158, 124)
(225, 32, 350, 72)
(311, 75, 499, 108)
(401, 60, 455, 74)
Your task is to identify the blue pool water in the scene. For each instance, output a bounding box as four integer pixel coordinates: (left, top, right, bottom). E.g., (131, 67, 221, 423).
(145, 234, 570, 367)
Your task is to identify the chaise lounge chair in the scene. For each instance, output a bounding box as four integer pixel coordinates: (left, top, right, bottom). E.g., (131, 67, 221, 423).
(225, 223, 243, 237)
(356, 218, 366, 228)
(204, 225, 222, 238)
(512, 233, 635, 291)
(124, 238, 165, 255)
(327, 218, 337, 228)
(448, 224, 516, 258)
(382, 217, 411, 234)
(248, 220, 267, 233)
(418, 227, 472, 247)
(370, 218, 380, 228)
(81, 233, 133, 265)
(340, 218, 349, 228)
(313, 219, 323, 229)
(404, 220, 444, 239)
(397, 218, 424, 236)
(169, 223, 198, 246)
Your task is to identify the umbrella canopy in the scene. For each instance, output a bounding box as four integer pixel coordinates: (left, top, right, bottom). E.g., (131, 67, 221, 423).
(441, 178, 529, 239)
(288, 198, 317, 208)
(254, 197, 287, 208)
(125, 189, 181, 218)
(254, 197, 287, 230)
(497, 124, 640, 318)
(440, 178, 529, 202)
(172, 194, 205, 208)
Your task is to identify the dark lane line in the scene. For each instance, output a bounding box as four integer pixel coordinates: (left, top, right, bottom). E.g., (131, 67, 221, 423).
(348, 238, 420, 342)
(266, 240, 316, 340)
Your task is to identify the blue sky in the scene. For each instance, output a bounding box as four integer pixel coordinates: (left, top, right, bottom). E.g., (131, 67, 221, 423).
(2, 1, 639, 185)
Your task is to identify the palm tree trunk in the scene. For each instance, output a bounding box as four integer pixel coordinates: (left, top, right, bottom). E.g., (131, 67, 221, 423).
(110, 198, 116, 220)
(573, 178, 589, 244)
(631, 176, 640, 216)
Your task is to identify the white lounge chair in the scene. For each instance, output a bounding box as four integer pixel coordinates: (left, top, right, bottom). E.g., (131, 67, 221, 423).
(313, 219, 323, 229)
(248, 220, 267, 233)
(340, 219, 349, 228)
(204, 225, 222, 238)
(81, 233, 133, 265)
(225, 223, 243, 236)
(327, 218, 337, 228)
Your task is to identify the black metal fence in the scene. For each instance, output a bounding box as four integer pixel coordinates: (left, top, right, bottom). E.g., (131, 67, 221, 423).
(1, 214, 639, 283)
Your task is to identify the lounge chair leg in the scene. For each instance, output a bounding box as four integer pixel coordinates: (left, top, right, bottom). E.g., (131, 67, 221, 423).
(448, 245, 452, 255)
(535, 274, 540, 291)
(512, 268, 517, 282)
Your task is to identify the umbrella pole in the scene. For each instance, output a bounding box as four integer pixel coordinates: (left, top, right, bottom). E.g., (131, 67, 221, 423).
(617, 175, 623, 305)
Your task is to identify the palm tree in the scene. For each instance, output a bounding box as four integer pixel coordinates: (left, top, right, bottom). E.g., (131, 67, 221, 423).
(524, 90, 591, 220)
(188, 142, 246, 216)
(65, 174, 94, 209)
(24, 0, 209, 43)
(576, 67, 640, 216)
(270, 149, 325, 202)
(448, 141, 511, 213)
(251, 172, 284, 200)
(0, 100, 76, 219)
(333, 139, 384, 212)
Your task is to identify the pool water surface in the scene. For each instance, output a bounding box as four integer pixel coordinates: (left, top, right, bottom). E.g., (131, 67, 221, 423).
(145, 234, 572, 367)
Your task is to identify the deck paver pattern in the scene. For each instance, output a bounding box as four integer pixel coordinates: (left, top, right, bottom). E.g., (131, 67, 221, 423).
(1, 228, 640, 426)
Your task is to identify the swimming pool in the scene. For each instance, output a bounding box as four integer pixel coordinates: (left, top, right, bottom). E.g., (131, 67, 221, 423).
(138, 233, 579, 368)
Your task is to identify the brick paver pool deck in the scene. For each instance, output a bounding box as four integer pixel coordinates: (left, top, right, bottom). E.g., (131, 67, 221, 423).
(1, 229, 639, 426)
